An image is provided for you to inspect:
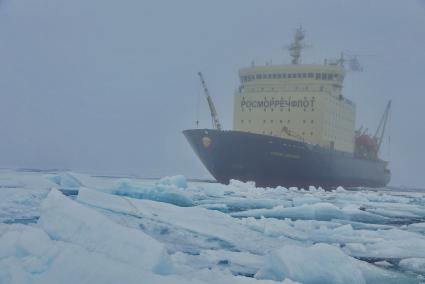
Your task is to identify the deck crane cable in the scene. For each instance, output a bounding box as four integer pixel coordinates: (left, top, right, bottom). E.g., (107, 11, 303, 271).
(195, 77, 201, 128)
(387, 106, 392, 159)
(373, 100, 392, 155)
(197, 72, 222, 131)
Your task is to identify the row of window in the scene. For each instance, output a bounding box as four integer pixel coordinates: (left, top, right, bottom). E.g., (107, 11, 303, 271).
(240, 119, 314, 124)
(241, 72, 341, 83)
(261, 130, 314, 137)
(244, 85, 325, 92)
(242, 108, 315, 112)
(242, 108, 314, 112)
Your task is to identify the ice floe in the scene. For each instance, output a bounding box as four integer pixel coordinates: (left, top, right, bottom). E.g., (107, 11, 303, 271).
(255, 243, 365, 283)
(111, 179, 194, 207)
(77, 187, 291, 254)
(39, 189, 173, 274)
(231, 202, 391, 224)
(399, 258, 425, 274)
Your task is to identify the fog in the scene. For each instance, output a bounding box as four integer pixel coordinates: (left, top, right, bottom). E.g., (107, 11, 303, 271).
(0, 0, 424, 187)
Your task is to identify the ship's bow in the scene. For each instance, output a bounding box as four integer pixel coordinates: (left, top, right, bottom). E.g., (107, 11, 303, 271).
(183, 129, 229, 183)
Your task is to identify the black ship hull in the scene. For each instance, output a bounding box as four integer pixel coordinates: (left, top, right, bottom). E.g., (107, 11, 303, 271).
(183, 129, 391, 188)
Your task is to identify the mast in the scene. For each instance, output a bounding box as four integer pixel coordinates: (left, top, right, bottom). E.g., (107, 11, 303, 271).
(288, 27, 306, 65)
(197, 72, 222, 131)
(373, 100, 392, 154)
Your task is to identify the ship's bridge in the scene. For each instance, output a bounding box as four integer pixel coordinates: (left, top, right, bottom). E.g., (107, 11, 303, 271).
(239, 64, 345, 88)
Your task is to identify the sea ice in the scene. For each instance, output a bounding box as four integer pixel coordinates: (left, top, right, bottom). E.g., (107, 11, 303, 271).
(255, 243, 366, 284)
(343, 228, 425, 259)
(47, 172, 82, 190)
(404, 222, 425, 233)
(232, 202, 390, 224)
(77, 187, 292, 254)
(112, 179, 194, 206)
(0, 224, 204, 284)
(0, 188, 48, 223)
(1, 170, 425, 283)
(399, 258, 425, 274)
(158, 175, 188, 189)
(38, 189, 173, 274)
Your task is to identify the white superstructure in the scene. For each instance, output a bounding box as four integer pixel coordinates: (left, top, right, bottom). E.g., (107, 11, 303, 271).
(233, 28, 356, 153)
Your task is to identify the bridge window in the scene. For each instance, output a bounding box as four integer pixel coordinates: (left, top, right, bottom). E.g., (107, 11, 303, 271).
(256, 74, 262, 79)
(315, 73, 320, 80)
(308, 73, 314, 78)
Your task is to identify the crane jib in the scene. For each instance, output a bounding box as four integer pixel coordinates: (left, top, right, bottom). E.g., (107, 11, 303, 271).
(197, 72, 222, 131)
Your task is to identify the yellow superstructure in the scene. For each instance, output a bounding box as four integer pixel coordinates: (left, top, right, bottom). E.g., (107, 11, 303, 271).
(233, 29, 356, 153)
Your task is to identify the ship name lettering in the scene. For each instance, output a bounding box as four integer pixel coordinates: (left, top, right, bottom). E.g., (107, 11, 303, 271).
(240, 97, 315, 110)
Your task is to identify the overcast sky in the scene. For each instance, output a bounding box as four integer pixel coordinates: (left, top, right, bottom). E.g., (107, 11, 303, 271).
(1, 0, 424, 187)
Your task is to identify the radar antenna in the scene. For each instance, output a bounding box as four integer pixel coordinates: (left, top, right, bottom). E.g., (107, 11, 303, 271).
(288, 27, 307, 64)
(334, 53, 363, 72)
(197, 72, 222, 131)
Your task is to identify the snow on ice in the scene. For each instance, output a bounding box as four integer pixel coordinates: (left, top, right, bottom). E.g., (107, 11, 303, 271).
(1, 169, 425, 283)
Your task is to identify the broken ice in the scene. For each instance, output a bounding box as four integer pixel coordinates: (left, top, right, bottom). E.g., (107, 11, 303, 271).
(0, 169, 424, 283)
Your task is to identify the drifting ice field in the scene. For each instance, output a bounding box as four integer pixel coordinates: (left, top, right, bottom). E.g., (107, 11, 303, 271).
(1, 170, 425, 284)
